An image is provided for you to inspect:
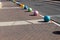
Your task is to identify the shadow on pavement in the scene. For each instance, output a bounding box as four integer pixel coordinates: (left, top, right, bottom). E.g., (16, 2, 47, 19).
(53, 31, 60, 35)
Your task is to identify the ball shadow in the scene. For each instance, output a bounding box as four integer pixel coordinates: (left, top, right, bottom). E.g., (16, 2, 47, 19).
(38, 21, 45, 22)
(29, 14, 37, 16)
(38, 21, 49, 22)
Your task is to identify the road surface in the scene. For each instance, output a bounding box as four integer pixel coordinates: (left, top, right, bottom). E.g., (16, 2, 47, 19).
(0, 0, 60, 40)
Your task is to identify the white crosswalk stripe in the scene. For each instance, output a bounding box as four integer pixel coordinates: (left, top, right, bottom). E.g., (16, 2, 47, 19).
(0, 19, 51, 26)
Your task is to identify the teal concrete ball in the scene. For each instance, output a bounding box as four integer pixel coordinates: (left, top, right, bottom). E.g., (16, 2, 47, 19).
(28, 8, 32, 12)
(44, 15, 51, 22)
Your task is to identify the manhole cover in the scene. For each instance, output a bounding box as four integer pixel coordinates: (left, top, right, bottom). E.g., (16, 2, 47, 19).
(53, 31, 60, 35)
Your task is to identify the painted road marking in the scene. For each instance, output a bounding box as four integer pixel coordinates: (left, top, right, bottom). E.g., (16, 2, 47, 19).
(0, 21, 30, 26)
(0, 19, 51, 26)
(0, 2, 2, 8)
(0, 7, 20, 9)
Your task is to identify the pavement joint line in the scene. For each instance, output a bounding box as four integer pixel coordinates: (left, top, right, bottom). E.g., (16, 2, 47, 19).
(0, 7, 20, 9)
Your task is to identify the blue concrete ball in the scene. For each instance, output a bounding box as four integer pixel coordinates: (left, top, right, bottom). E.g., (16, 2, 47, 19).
(44, 15, 50, 22)
(24, 5, 28, 9)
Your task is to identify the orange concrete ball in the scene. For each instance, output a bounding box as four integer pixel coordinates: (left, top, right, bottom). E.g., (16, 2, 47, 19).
(20, 3, 25, 8)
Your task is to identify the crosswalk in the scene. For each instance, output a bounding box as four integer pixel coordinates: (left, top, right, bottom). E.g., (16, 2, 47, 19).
(0, 19, 51, 26)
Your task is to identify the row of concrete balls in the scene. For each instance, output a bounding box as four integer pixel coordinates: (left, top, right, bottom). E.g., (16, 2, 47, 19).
(15, 1, 51, 22)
